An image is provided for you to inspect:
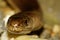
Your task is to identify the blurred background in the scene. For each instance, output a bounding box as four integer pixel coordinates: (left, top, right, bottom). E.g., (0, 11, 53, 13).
(0, 0, 60, 40)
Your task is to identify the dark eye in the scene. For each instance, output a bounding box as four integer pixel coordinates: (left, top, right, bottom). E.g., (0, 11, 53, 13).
(24, 20, 28, 26)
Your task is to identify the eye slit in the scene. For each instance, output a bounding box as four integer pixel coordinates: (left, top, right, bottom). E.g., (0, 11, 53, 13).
(24, 19, 28, 26)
